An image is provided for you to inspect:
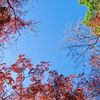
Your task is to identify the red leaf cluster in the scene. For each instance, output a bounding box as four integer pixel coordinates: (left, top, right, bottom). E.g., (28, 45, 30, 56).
(0, 55, 99, 99)
(0, 0, 34, 45)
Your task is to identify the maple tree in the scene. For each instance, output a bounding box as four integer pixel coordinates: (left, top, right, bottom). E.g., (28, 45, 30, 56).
(0, 0, 99, 100)
(0, 55, 99, 99)
(0, 0, 33, 47)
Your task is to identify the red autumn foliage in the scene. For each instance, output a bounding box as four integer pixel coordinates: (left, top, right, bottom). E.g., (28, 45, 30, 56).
(0, 0, 34, 45)
(0, 55, 99, 100)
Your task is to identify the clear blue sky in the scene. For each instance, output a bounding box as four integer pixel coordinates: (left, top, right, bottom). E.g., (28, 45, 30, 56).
(4, 0, 88, 76)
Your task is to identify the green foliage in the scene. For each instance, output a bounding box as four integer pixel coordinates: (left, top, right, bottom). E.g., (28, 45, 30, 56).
(78, 0, 100, 26)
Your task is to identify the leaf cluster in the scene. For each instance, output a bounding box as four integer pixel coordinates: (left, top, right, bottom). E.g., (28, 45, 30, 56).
(78, 0, 100, 26)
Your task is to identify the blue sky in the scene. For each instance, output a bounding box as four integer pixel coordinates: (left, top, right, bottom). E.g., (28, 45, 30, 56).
(4, 0, 88, 76)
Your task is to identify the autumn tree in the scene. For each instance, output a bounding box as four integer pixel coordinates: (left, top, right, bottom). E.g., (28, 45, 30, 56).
(0, 54, 99, 99)
(0, 55, 85, 100)
(0, 0, 34, 47)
